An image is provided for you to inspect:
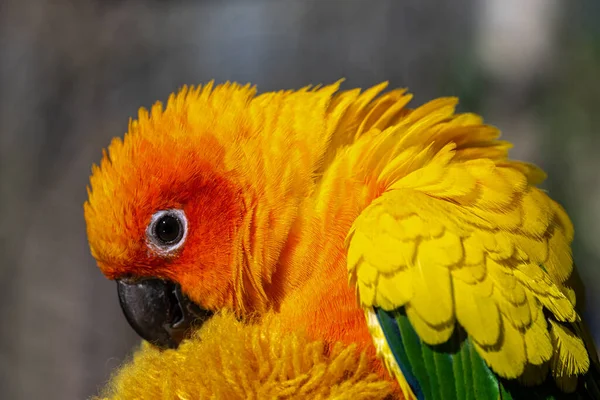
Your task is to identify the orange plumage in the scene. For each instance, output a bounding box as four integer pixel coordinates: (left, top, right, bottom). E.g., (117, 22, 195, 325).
(85, 81, 382, 362)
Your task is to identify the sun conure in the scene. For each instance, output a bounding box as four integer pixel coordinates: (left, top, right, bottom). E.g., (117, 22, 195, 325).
(84, 81, 600, 399)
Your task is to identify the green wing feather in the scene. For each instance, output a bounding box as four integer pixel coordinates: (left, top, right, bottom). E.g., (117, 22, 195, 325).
(375, 308, 600, 400)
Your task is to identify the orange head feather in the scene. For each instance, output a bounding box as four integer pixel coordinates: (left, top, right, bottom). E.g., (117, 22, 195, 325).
(84, 81, 341, 316)
(84, 83, 263, 313)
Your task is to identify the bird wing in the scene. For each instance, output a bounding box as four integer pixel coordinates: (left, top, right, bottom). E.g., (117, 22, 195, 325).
(341, 97, 597, 399)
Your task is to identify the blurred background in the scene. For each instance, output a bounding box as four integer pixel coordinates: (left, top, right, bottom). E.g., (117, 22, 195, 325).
(0, 0, 599, 398)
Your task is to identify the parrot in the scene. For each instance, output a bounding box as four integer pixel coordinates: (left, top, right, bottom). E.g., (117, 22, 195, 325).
(84, 81, 600, 399)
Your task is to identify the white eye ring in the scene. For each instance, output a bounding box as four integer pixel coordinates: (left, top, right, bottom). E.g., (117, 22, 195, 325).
(146, 209, 188, 255)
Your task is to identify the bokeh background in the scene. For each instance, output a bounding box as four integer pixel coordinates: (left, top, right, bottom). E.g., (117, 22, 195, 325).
(1, 0, 599, 398)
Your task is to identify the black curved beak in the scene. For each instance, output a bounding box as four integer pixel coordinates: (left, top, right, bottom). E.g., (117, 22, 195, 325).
(117, 278, 212, 349)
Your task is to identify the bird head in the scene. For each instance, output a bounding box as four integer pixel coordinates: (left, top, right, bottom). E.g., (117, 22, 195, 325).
(84, 82, 304, 348)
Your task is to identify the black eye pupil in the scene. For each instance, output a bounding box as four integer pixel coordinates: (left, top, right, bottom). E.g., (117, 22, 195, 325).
(155, 215, 182, 244)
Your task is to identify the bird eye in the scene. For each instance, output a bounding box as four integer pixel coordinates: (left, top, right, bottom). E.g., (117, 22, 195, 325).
(155, 215, 182, 244)
(146, 209, 187, 254)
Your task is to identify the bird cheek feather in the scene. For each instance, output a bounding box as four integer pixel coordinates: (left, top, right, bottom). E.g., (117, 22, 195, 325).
(156, 179, 245, 311)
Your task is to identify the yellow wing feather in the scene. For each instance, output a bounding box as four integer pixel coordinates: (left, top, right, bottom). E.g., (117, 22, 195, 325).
(337, 95, 591, 389)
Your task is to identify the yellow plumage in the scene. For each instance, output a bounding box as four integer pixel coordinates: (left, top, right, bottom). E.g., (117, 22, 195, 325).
(342, 88, 589, 391)
(97, 313, 393, 400)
